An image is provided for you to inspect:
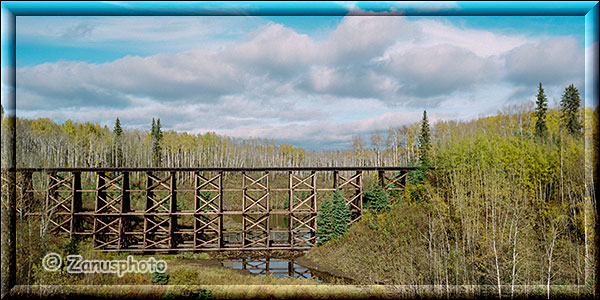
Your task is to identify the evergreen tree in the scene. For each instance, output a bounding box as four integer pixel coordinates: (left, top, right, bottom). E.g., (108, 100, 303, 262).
(363, 183, 390, 214)
(151, 118, 163, 167)
(113, 118, 123, 167)
(316, 197, 335, 245)
(417, 110, 431, 166)
(331, 190, 351, 237)
(409, 110, 431, 185)
(560, 84, 582, 135)
(316, 190, 351, 245)
(114, 117, 123, 136)
(534, 82, 548, 139)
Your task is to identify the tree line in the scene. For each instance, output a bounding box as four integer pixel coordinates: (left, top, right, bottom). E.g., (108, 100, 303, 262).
(1, 83, 590, 171)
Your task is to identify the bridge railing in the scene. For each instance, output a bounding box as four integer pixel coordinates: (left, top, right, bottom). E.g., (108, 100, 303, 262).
(1, 167, 414, 252)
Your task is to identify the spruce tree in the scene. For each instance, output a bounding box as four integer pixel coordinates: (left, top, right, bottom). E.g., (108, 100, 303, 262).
(363, 183, 390, 214)
(534, 82, 548, 139)
(316, 191, 351, 245)
(560, 84, 582, 135)
(113, 118, 123, 167)
(316, 198, 334, 245)
(331, 190, 351, 237)
(151, 118, 163, 167)
(410, 110, 431, 185)
(417, 110, 431, 166)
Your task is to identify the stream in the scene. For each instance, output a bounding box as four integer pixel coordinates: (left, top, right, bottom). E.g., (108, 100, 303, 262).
(221, 257, 323, 282)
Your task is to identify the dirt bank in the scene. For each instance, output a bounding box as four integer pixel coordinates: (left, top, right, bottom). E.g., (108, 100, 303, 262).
(295, 255, 356, 284)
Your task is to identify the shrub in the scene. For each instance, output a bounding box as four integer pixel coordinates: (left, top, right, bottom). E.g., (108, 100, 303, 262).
(152, 271, 169, 285)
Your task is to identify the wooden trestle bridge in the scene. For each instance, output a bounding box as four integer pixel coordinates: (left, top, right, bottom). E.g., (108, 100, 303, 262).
(1, 167, 414, 252)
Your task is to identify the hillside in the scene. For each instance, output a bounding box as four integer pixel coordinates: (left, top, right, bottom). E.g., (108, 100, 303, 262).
(304, 107, 597, 296)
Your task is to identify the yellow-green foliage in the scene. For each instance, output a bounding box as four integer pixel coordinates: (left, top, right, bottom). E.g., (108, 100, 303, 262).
(307, 108, 594, 292)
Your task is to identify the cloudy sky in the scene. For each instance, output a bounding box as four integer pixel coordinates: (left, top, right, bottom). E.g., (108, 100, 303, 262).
(5, 9, 595, 149)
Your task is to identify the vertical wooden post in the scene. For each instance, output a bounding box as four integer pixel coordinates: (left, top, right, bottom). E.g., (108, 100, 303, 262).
(288, 171, 293, 248)
(218, 171, 223, 249)
(356, 170, 363, 219)
(193, 171, 199, 249)
(378, 170, 385, 189)
(122, 172, 130, 213)
(143, 171, 153, 250)
(169, 171, 177, 249)
(311, 171, 316, 211)
(333, 170, 338, 190)
(265, 171, 270, 249)
(96, 172, 105, 211)
(145, 172, 154, 212)
(94, 171, 105, 248)
(47, 171, 58, 212)
(120, 172, 130, 249)
(71, 171, 81, 238)
(311, 171, 317, 244)
(265, 259, 270, 276)
(242, 171, 246, 212)
(241, 172, 246, 248)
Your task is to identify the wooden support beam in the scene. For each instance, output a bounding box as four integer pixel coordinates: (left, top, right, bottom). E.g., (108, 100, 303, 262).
(93, 171, 105, 248)
(143, 171, 153, 250)
(311, 171, 317, 244)
(122, 172, 130, 213)
(169, 171, 177, 249)
(266, 171, 270, 213)
(71, 171, 81, 238)
(242, 171, 246, 212)
(241, 171, 246, 247)
(120, 172, 130, 249)
(356, 170, 362, 216)
(266, 171, 270, 249)
(193, 171, 199, 249)
(333, 170, 338, 190)
(219, 171, 223, 249)
(95, 172, 106, 212)
(288, 171, 293, 248)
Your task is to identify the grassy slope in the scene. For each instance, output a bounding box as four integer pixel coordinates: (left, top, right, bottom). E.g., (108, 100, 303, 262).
(305, 201, 430, 285)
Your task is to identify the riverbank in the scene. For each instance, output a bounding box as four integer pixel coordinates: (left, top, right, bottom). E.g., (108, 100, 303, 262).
(295, 256, 355, 284)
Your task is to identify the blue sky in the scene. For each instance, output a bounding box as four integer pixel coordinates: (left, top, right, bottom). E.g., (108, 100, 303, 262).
(2, 2, 597, 150)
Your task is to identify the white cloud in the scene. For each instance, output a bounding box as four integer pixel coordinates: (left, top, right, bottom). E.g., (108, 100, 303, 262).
(12, 16, 587, 149)
(384, 44, 501, 97)
(503, 36, 584, 86)
(412, 19, 528, 57)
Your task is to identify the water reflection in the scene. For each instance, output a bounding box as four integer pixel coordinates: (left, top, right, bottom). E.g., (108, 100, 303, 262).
(222, 258, 321, 282)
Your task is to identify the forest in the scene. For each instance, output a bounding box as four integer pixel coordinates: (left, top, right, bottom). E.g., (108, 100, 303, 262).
(0, 83, 597, 298)
(306, 84, 597, 298)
